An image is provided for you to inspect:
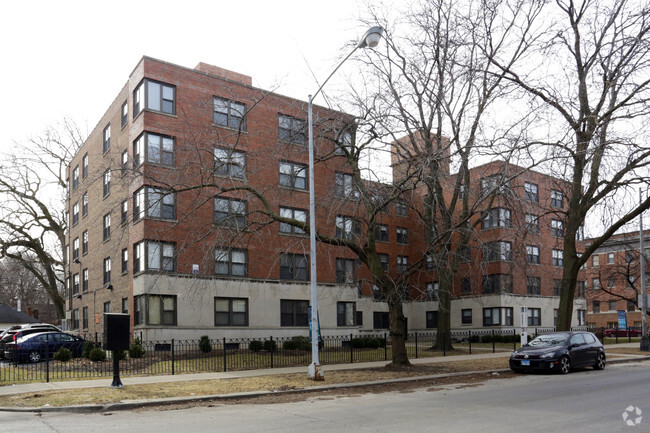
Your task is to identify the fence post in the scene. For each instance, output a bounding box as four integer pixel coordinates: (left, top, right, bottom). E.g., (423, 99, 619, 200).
(415, 332, 418, 359)
(171, 339, 175, 376)
(628, 326, 632, 343)
(384, 333, 387, 361)
(443, 332, 446, 357)
(616, 325, 619, 344)
(468, 330, 472, 355)
(46, 333, 50, 383)
(223, 337, 227, 372)
(513, 328, 516, 351)
(95, 332, 98, 346)
(270, 336, 274, 369)
(492, 329, 495, 353)
(350, 333, 353, 364)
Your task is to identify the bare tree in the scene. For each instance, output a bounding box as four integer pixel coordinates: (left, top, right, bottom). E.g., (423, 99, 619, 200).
(0, 119, 84, 318)
(489, 0, 650, 330)
(0, 257, 57, 322)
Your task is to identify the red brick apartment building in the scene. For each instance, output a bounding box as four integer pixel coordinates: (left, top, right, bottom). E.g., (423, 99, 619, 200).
(585, 230, 649, 329)
(65, 56, 586, 340)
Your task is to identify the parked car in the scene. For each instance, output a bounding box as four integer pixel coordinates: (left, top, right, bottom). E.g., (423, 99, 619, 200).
(0, 324, 61, 359)
(4, 331, 84, 363)
(510, 331, 606, 374)
(603, 328, 642, 337)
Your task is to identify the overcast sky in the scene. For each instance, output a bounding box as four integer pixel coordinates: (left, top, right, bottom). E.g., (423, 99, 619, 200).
(0, 0, 390, 152)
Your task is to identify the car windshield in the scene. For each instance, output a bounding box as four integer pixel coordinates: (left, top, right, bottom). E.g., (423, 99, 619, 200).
(528, 334, 569, 347)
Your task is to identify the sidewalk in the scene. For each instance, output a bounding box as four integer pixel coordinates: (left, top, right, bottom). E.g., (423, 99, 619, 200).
(0, 343, 646, 413)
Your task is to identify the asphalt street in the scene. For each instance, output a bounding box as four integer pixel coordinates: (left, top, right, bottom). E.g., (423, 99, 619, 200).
(0, 360, 648, 432)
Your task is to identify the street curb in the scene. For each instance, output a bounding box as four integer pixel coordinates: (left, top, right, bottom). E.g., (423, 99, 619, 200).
(1, 356, 648, 414)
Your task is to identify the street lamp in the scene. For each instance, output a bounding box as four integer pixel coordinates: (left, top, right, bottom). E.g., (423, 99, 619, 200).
(640, 188, 649, 351)
(307, 26, 384, 380)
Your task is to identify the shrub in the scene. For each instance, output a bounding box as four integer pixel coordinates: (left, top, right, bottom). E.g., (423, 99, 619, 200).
(82, 340, 95, 359)
(53, 347, 72, 362)
(594, 329, 605, 343)
(468, 335, 481, 343)
(351, 337, 385, 349)
(114, 350, 127, 361)
(263, 339, 277, 352)
(249, 340, 264, 352)
(89, 347, 106, 362)
(199, 336, 212, 353)
(283, 336, 311, 351)
(129, 337, 145, 359)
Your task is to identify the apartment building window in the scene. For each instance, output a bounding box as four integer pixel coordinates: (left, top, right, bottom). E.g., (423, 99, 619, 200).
(101, 213, 110, 241)
(122, 298, 129, 314)
(278, 114, 306, 145)
(215, 297, 249, 326)
(104, 301, 111, 314)
(482, 207, 511, 229)
(82, 268, 88, 293)
(336, 215, 360, 240)
(577, 309, 586, 326)
(72, 238, 79, 262)
(336, 258, 357, 284)
(375, 224, 389, 242)
(72, 166, 79, 190)
(592, 255, 599, 267)
(482, 274, 513, 294)
(397, 255, 409, 273)
(551, 189, 563, 208)
(72, 309, 79, 330)
(82, 307, 88, 330)
(103, 257, 111, 285)
(425, 254, 435, 270)
(82, 192, 88, 217)
(103, 124, 111, 153)
(134, 241, 175, 272)
(134, 295, 177, 326)
(103, 169, 110, 197)
(426, 282, 439, 301)
(525, 214, 539, 233)
(335, 172, 359, 200)
(279, 207, 306, 235)
(527, 276, 541, 295)
(335, 130, 353, 155)
(72, 202, 79, 226)
(337, 302, 356, 326)
(121, 248, 128, 274)
(373, 312, 390, 329)
(121, 100, 128, 127)
(553, 279, 562, 296)
(461, 309, 472, 325)
(134, 132, 175, 167)
(607, 252, 614, 264)
(120, 200, 128, 225)
(72, 273, 79, 295)
(551, 219, 564, 237)
(483, 307, 513, 326)
(280, 253, 308, 280)
(214, 97, 246, 130)
(627, 300, 635, 312)
(396, 201, 408, 216)
(527, 308, 541, 326)
(526, 245, 540, 264)
(593, 300, 600, 313)
(576, 280, 586, 297)
(461, 277, 472, 294)
(82, 230, 88, 256)
(608, 300, 616, 311)
(214, 196, 247, 228)
(379, 253, 389, 271)
(215, 248, 247, 277)
(396, 227, 408, 244)
(524, 182, 538, 202)
(483, 241, 512, 262)
(576, 225, 584, 241)
(279, 161, 307, 190)
(426, 311, 439, 329)
(82, 154, 88, 179)
(134, 79, 176, 116)
(214, 147, 246, 178)
(134, 186, 176, 221)
(280, 299, 309, 326)
(552, 249, 563, 267)
(592, 277, 600, 290)
(481, 175, 510, 195)
(607, 276, 616, 288)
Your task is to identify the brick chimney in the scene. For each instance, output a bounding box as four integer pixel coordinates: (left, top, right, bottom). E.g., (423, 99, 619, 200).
(194, 63, 252, 86)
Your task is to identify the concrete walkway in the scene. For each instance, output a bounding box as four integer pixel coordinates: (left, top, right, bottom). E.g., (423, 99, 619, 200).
(0, 343, 646, 412)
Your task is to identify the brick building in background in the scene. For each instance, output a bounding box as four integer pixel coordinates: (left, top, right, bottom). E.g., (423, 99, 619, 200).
(65, 57, 587, 340)
(585, 230, 649, 329)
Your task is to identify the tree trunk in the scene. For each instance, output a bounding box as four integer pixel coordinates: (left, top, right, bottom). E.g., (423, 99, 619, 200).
(432, 271, 454, 351)
(387, 296, 410, 365)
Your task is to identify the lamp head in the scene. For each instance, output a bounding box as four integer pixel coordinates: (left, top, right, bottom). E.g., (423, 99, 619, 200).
(358, 26, 384, 49)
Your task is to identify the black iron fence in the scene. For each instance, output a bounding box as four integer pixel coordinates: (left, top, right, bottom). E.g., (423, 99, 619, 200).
(0, 326, 629, 384)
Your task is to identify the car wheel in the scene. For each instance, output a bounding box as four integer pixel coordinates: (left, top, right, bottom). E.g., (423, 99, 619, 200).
(559, 356, 571, 374)
(28, 351, 41, 363)
(594, 353, 606, 370)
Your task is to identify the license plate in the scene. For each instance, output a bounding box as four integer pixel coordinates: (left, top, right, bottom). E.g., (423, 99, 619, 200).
(521, 360, 530, 366)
